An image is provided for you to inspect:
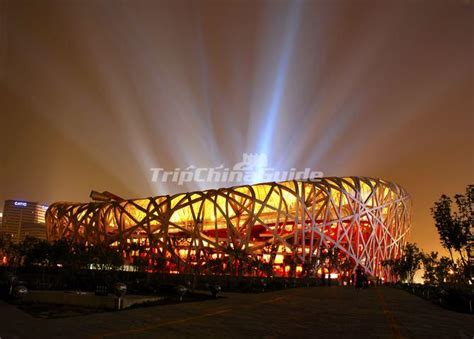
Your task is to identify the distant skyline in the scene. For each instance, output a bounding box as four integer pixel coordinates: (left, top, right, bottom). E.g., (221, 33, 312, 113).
(1, 0, 472, 256)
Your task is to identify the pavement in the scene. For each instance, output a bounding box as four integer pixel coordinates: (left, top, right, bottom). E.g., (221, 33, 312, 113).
(0, 286, 473, 339)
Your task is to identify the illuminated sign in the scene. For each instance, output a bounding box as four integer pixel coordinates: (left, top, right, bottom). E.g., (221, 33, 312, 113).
(14, 201, 28, 207)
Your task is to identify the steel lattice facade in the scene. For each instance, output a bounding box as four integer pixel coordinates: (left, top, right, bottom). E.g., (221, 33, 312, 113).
(46, 177, 410, 280)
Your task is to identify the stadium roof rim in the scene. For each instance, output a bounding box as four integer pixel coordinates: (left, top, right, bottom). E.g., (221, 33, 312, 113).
(48, 176, 409, 206)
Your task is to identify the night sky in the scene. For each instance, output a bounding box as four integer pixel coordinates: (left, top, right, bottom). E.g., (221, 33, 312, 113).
(0, 0, 472, 256)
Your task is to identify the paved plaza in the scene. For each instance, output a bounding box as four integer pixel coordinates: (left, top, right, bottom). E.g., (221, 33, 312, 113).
(0, 286, 473, 338)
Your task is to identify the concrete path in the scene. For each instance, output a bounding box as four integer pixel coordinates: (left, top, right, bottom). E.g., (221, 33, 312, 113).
(0, 287, 472, 338)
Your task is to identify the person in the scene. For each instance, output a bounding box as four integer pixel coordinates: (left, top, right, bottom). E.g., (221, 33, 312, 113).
(355, 266, 364, 289)
(363, 273, 369, 288)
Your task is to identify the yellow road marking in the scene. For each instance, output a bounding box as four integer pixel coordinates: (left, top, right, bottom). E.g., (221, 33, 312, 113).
(259, 296, 285, 304)
(376, 288, 403, 339)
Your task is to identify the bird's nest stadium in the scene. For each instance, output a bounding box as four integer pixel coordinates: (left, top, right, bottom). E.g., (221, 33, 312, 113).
(46, 177, 410, 281)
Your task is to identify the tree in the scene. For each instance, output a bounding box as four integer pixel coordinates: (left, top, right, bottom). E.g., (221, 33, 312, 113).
(338, 257, 354, 283)
(422, 252, 457, 285)
(19, 236, 51, 267)
(87, 243, 123, 271)
(0, 233, 18, 266)
(431, 185, 473, 282)
(383, 242, 423, 283)
(283, 255, 298, 278)
(316, 247, 342, 279)
(50, 238, 81, 269)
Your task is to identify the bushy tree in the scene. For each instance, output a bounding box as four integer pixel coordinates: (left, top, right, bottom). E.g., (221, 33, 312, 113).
(22, 237, 51, 266)
(0, 233, 18, 265)
(87, 243, 123, 271)
(383, 242, 423, 283)
(431, 184, 473, 282)
(422, 251, 457, 285)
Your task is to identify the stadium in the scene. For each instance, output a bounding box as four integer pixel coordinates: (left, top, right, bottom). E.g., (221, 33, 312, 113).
(45, 177, 411, 281)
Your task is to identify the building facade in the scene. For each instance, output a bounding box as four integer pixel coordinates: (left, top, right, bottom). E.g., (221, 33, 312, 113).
(1, 200, 48, 243)
(46, 177, 411, 280)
